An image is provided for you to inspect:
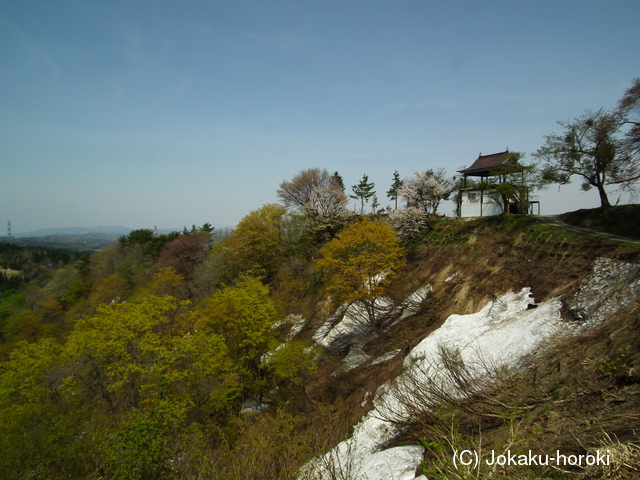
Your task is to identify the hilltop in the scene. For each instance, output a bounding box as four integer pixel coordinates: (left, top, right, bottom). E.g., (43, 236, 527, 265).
(0, 206, 638, 479)
(559, 204, 640, 240)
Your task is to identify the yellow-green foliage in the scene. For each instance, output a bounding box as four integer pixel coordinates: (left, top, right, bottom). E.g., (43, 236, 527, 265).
(88, 273, 130, 308)
(316, 219, 406, 305)
(265, 340, 320, 385)
(141, 266, 188, 298)
(0, 292, 246, 478)
(193, 276, 278, 371)
(2, 310, 47, 342)
(226, 203, 286, 278)
(65, 294, 236, 416)
(0, 338, 87, 478)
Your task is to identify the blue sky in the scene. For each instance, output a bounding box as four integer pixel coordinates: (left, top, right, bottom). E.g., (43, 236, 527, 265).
(2, 1, 639, 233)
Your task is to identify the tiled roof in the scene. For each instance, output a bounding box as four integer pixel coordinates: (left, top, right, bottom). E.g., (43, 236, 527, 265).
(458, 149, 525, 176)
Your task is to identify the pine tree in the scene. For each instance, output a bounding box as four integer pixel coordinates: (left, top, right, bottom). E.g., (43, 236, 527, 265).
(333, 171, 345, 191)
(386, 170, 403, 210)
(350, 174, 376, 214)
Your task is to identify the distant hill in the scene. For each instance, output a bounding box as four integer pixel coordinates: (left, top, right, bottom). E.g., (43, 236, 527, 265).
(14, 226, 132, 238)
(0, 231, 131, 252)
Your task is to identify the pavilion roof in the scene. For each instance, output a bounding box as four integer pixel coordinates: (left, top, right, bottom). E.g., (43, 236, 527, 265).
(457, 149, 527, 177)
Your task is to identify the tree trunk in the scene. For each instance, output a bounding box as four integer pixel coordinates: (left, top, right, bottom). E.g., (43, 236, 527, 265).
(596, 184, 611, 208)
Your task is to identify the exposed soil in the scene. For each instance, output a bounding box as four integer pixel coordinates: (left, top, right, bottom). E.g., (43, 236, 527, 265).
(299, 209, 640, 479)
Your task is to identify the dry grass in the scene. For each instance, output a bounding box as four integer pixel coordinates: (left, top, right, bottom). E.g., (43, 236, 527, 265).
(576, 432, 640, 480)
(269, 213, 640, 480)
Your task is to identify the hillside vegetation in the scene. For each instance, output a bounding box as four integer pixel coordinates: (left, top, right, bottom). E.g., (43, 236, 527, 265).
(559, 204, 640, 240)
(0, 205, 639, 480)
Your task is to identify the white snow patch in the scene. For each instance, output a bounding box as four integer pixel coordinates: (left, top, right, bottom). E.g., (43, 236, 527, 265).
(357, 445, 425, 480)
(445, 272, 459, 282)
(303, 288, 567, 479)
(333, 345, 402, 377)
(333, 346, 372, 376)
(240, 398, 267, 414)
(286, 314, 308, 340)
(313, 285, 431, 353)
(303, 257, 640, 479)
(391, 285, 433, 325)
(404, 289, 563, 371)
(312, 299, 391, 352)
(568, 257, 640, 324)
(370, 349, 402, 366)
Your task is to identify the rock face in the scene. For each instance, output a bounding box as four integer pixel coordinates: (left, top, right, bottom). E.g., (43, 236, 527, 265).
(302, 257, 638, 480)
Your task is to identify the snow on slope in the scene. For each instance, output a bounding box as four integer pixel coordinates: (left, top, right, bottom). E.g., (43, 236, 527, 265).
(303, 288, 565, 479)
(313, 285, 432, 353)
(301, 258, 640, 480)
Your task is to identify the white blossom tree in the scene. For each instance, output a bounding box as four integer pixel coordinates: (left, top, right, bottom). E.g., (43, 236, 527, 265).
(387, 207, 431, 239)
(397, 169, 451, 215)
(277, 168, 349, 217)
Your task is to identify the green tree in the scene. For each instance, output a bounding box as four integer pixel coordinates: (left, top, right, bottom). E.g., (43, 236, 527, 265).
(534, 81, 640, 208)
(65, 294, 236, 415)
(386, 170, 403, 210)
(119, 229, 181, 260)
(264, 340, 320, 387)
(615, 77, 640, 169)
(0, 289, 25, 337)
(333, 171, 346, 191)
(316, 219, 406, 326)
(226, 204, 286, 279)
(192, 276, 278, 379)
(350, 174, 376, 214)
(0, 338, 89, 478)
(142, 267, 188, 298)
(371, 194, 380, 214)
(88, 274, 130, 308)
(2, 310, 47, 343)
(534, 110, 622, 207)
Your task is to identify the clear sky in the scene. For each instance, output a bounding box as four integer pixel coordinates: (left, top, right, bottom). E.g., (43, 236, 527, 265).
(2, 0, 639, 234)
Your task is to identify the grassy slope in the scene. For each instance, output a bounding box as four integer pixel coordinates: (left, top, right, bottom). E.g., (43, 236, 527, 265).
(298, 209, 640, 480)
(559, 204, 640, 240)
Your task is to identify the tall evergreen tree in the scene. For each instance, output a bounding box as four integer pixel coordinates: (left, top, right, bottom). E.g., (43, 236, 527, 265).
(386, 170, 403, 210)
(350, 174, 376, 214)
(333, 171, 345, 191)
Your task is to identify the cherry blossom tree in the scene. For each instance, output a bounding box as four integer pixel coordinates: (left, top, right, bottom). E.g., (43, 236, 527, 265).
(397, 168, 450, 215)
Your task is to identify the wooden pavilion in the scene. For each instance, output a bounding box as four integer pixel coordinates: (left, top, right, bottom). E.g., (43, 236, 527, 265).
(456, 149, 539, 217)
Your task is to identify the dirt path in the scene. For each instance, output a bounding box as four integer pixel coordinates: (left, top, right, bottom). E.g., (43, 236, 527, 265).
(535, 215, 640, 245)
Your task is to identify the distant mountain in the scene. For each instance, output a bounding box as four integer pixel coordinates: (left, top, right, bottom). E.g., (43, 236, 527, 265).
(14, 226, 132, 238)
